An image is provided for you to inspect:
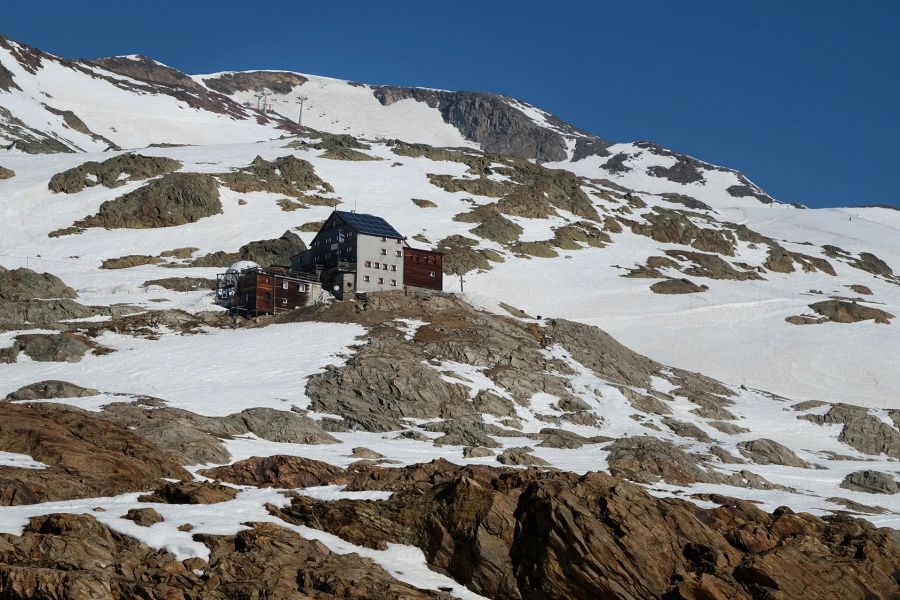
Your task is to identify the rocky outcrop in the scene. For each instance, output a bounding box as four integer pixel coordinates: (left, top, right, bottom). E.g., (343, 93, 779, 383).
(138, 481, 237, 504)
(650, 278, 708, 294)
(0, 266, 76, 302)
(737, 439, 811, 468)
(374, 87, 598, 162)
(631, 208, 737, 255)
(74, 172, 221, 229)
(3, 380, 98, 401)
(847, 284, 874, 295)
(0, 403, 189, 505)
(237, 230, 307, 268)
(6, 332, 104, 362)
(99, 404, 339, 465)
(275, 460, 900, 600)
(219, 155, 333, 196)
(48, 153, 181, 193)
(665, 249, 764, 281)
(763, 246, 836, 275)
(802, 404, 900, 459)
(0, 165, 14, 179)
(203, 70, 308, 94)
(809, 300, 894, 324)
(0, 513, 446, 599)
(840, 470, 899, 494)
(123, 507, 164, 527)
(201, 455, 347, 488)
(437, 235, 504, 274)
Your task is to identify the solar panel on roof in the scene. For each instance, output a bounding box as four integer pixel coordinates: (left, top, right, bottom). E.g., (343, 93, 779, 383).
(336, 211, 404, 239)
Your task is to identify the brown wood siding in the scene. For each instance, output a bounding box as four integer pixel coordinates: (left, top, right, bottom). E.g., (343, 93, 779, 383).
(403, 248, 443, 290)
(233, 272, 312, 314)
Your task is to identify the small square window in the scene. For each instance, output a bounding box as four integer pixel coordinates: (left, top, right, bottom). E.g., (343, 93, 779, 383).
(365, 261, 371, 268)
(380, 248, 387, 255)
(364, 275, 370, 282)
(299, 284, 307, 292)
(374, 262, 380, 269)
(391, 265, 396, 272)
(429, 271, 435, 277)
(282, 281, 289, 289)
(390, 279, 396, 286)
(281, 298, 287, 305)
(382, 264, 388, 270)
(381, 237, 386, 242)
(377, 277, 384, 284)
(395, 250, 402, 257)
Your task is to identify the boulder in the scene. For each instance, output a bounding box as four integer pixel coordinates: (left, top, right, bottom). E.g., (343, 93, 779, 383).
(737, 439, 810, 468)
(138, 481, 237, 504)
(650, 278, 708, 294)
(201, 455, 347, 488)
(48, 153, 181, 193)
(4, 380, 99, 401)
(840, 470, 899, 494)
(238, 230, 307, 268)
(123, 507, 164, 527)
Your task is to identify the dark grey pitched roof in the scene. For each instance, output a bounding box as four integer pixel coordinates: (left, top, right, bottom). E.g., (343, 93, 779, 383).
(336, 210, 404, 239)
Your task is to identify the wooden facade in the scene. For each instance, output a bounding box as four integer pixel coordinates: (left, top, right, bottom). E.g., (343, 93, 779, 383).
(226, 268, 320, 315)
(403, 248, 443, 291)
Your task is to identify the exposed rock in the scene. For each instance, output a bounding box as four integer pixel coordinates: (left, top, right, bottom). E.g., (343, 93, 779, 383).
(238, 230, 307, 268)
(0, 266, 76, 302)
(0, 165, 14, 179)
(662, 418, 713, 442)
(650, 278, 708, 294)
(4, 380, 98, 401)
(847, 284, 873, 295)
(100, 254, 161, 269)
(186, 250, 240, 268)
(660, 193, 713, 211)
(631, 208, 736, 255)
(219, 155, 332, 196)
(0, 513, 445, 599)
(48, 153, 181, 193)
(74, 172, 221, 229)
(764, 245, 836, 275)
(463, 446, 495, 458)
(455, 204, 524, 244)
(298, 219, 324, 232)
(428, 418, 502, 448)
(665, 249, 763, 281)
(496, 446, 550, 466)
(203, 70, 308, 94)
(201, 455, 347, 488)
(412, 198, 438, 208)
(0, 403, 189, 505)
(826, 496, 889, 515)
(737, 439, 811, 468)
(535, 428, 610, 449)
(275, 460, 898, 600)
(607, 436, 710, 485)
(707, 421, 750, 435)
(840, 470, 899, 494)
(374, 87, 589, 162)
(807, 300, 894, 324)
(802, 403, 900, 458)
(11, 332, 102, 362)
(138, 481, 237, 504)
(436, 234, 503, 274)
(350, 447, 385, 460)
(123, 507, 164, 527)
(852, 251, 894, 278)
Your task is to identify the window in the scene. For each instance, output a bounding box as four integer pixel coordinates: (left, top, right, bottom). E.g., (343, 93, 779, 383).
(382, 264, 388, 270)
(281, 298, 287, 305)
(264, 292, 272, 302)
(397, 238, 402, 244)
(390, 265, 396, 272)
(374, 262, 380, 269)
(381, 237, 386, 242)
(395, 250, 402, 257)
(363, 275, 370, 282)
(365, 261, 371, 267)
(429, 271, 435, 277)
(390, 279, 396, 286)
(380, 248, 387, 255)
(299, 284, 307, 292)
(282, 281, 289, 289)
(377, 277, 384, 284)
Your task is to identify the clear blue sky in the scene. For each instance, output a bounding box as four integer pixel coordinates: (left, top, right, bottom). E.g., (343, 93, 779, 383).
(3, 1, 898, 208)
